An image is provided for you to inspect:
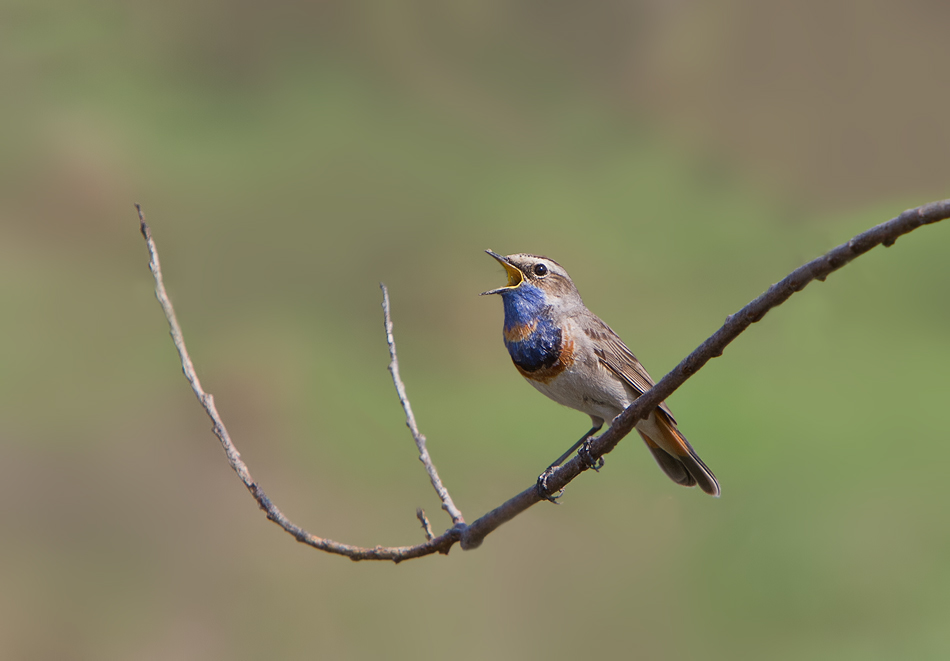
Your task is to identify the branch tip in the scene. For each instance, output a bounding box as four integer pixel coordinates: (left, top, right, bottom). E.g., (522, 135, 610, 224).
(381, 284, 465, 526)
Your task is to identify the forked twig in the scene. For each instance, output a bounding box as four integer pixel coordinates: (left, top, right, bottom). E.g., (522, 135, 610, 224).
(137, 199, 950, 559)
(136, 204, 460, 560)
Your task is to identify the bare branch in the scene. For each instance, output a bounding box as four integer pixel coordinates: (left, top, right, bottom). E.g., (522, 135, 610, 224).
(138, 199, 950, 560)
(458, 198, 950, 550)
(381, 284, 465, 526)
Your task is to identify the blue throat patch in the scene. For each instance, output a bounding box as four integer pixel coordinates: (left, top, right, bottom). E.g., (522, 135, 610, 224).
(501, 284, 562, 372)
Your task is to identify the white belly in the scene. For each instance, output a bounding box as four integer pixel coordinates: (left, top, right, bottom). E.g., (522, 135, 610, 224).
(525, 354, 632, 425)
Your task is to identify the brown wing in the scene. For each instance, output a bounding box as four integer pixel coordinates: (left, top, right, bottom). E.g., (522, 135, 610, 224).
(587, 315, 677, 423)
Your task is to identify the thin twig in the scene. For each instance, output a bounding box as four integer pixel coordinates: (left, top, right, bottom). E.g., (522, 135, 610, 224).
(138, 199, 950, 559)
(416, 509, 435, 541)
(381, 284, 465, 525)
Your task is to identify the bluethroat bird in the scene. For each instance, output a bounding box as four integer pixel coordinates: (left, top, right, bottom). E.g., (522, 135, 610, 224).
(482, 251, 720, 498)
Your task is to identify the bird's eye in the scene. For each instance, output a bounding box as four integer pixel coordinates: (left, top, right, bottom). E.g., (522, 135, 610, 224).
(533, 263, 548, 277)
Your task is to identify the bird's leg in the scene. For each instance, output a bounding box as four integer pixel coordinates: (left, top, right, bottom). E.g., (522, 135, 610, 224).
(548, 423, 604, 470)
(536, 423, 604, 502)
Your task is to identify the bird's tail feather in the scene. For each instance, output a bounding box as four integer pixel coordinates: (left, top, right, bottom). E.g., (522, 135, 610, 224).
(638, 414, 720, 497)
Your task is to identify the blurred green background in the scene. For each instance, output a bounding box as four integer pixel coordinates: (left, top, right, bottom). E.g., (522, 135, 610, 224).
(2, 1, 949, 659)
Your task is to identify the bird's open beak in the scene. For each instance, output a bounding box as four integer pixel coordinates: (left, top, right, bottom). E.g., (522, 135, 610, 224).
(480, 250, 524, 295)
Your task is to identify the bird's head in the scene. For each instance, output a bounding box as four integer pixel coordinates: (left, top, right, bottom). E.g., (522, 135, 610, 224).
(480, 251, 582, 306)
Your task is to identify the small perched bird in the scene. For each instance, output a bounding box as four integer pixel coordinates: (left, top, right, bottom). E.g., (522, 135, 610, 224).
(482, 251, 720, 497)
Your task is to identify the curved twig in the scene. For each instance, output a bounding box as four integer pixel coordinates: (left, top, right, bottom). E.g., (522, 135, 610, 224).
(136, 204, 459, 561)
(137, 199, 950, 560)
